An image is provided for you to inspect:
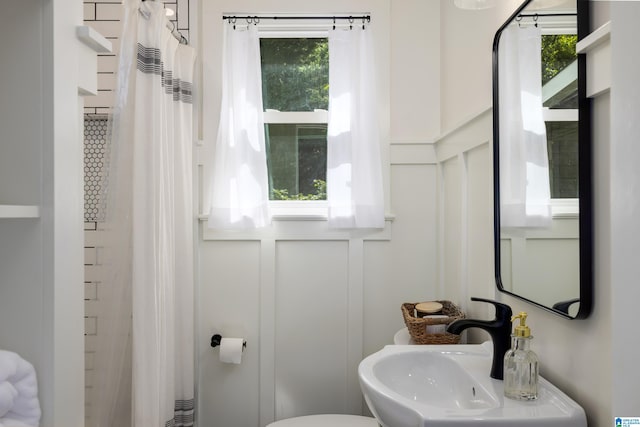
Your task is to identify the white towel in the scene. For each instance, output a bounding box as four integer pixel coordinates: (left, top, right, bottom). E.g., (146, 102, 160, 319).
(0, 351, 40, 427)
(0, 382, 18, 417)
(0, 419, 37, 427)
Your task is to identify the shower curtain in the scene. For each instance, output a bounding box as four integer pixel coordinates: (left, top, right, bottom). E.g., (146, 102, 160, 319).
(89, 1, 195, 426)
(327, 26, 384, 229)
(498, 24, 551, 228)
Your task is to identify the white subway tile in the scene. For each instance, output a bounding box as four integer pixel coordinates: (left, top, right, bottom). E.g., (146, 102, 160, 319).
(85, 299, 99, 317)
(105, 37, 121, 55)
(84, 282, 98, 301)
(85, 316, 98, 336)
(97, 73, 117, 92)
(86, 20, 123, 39)
(85, 370, 94, 387)
(96, 3, 123, 21)
(85, 351, 95, 370)
(84, 3, 96, 21)
(84, 265, 103, 283)
(95, 107, 112, 116)
(95, 246, 105, 266)
(85, 230, 107, 246)
(84, 247, 97, 265)
(97, 55, 118, 74)
(84, 90, 114, 109)
(85, 335, 98, 352)
(177, 0, 188, 29)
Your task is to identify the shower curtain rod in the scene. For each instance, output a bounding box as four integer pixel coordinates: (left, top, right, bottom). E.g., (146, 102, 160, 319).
(517, 12, 577, 18)
(222, 15, 371, 23)
(139, 0, 188, 44)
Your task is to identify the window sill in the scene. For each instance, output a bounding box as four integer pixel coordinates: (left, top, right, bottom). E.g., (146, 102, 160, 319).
(551, 198, 579, 219)
(198, 203, 395, 241)
(269, 200, 328, 220)
(198, 201, 396, 223)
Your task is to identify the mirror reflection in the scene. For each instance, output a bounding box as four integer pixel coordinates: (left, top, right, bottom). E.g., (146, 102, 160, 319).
(494, 0, 590, 318)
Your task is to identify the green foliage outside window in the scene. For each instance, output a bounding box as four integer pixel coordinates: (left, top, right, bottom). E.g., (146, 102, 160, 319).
(541, 34, 577, 85)
(260, 38, 329, 111)
(272, 179, 327, 200)
(261, 38, 329, 201)
(541, 34, 579, 199)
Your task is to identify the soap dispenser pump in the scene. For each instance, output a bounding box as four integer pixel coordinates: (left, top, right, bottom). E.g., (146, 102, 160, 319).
(503, 312, 539, 400)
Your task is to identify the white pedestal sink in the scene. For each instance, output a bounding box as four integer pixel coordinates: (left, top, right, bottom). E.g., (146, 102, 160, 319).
(358, 342, 586, 427)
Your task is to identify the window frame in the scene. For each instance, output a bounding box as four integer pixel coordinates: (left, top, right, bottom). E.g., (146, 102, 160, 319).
(259, 30, 331, 217)
(201, 3, 391, 226)
(540, 27, 579, 218)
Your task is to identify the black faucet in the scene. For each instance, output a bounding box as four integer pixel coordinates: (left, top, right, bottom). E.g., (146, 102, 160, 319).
(446, 297, 512, 380)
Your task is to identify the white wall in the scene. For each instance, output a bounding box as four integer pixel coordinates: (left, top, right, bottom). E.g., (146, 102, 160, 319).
(391, 0, 441, 142)
(500, 218, 580, 308)
(436, 1, 640, 426)
(609, 0, 640, 416)
(439, 0, 522, 132)
(1, 1, 86, 426)
(196, 1, 442, 426)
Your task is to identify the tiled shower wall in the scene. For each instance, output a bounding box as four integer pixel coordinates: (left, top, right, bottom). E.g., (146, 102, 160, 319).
(83, 0, 192, 419)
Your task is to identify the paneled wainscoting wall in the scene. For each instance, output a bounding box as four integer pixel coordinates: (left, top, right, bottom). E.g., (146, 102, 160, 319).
(196, 141, 439, 427)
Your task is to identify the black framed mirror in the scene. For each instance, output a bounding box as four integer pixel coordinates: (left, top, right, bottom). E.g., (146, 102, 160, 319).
(493, 0, 592, 319)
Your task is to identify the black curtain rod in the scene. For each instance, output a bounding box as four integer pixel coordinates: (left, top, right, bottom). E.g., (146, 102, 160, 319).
(517, 12, 577, 18)
(222, 15, 371, 22)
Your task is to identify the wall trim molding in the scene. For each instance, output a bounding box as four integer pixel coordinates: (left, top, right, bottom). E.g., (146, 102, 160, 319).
(390, 142, 437, 165)
(434, 108, 492, 164)
(438, 105, 492, 142)
(200, 219, 393, 241)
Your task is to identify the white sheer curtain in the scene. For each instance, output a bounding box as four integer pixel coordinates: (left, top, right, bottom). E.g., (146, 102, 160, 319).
(90, 1, 195, 426)
(327, 27, 385, 229)
(499, 25, 551, 228)
(207, 24, 271, 229)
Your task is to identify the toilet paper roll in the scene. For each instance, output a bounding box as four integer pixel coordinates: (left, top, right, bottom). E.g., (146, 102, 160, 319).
(424, 315, 448, 334)
(219, 337, 244, 364)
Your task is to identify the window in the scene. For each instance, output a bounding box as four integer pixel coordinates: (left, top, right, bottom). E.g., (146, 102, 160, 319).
(207, 15, 384, 229)
(546, 121, 578, 198)
(541, 34, 578, 200)
(259, 37, 329, 201)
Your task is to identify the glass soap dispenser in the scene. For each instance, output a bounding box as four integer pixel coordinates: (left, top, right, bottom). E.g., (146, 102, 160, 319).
(504, 312, 539, 400)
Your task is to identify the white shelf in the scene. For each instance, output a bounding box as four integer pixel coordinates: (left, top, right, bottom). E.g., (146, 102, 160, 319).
(0, 204, 40, 219)
(576, 21, 611, 54)
(76, 25, 112, 53)
(576, 21, 612, 99)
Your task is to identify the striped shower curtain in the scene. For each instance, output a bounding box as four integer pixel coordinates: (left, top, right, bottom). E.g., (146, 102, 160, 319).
(89, 1, 195, 426)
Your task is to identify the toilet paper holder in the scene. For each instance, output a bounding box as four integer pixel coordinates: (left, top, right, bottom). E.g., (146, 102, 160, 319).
(210, 334, 247, 350)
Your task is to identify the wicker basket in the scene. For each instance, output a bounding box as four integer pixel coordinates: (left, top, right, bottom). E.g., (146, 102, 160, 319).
(401, 301, 465, 344)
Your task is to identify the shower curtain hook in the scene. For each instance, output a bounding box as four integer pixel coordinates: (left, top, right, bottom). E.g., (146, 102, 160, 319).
(349, 16, 354, 30)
